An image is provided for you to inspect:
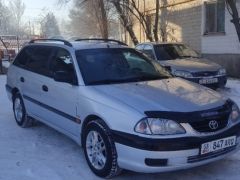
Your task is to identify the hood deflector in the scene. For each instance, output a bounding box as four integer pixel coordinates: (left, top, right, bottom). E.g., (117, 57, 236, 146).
(144, 100, 233, 123)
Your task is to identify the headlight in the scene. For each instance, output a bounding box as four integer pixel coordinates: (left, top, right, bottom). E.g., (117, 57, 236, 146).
(135, 118, 186, 135)
(218, 68, 226, 75)
(229, 103, 240, 123)
(172, 70, 193, 78)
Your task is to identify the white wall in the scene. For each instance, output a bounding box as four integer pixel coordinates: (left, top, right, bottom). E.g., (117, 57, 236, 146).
(201, 1, 240, 54)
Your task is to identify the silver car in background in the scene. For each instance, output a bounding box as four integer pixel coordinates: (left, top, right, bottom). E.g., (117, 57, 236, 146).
(136, 43, 227, 89)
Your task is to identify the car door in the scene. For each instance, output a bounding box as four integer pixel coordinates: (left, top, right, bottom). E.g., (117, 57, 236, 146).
(11, 47, 29, 96)
(39, 47, 80, 136)
(18, 46, 54, 119)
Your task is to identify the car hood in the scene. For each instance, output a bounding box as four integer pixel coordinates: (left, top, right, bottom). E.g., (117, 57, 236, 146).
(93, 78, 226, 113)
(160, 58, 221, 72)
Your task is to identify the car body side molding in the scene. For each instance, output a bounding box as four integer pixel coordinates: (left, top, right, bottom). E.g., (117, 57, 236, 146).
(23, 95, 80, 124)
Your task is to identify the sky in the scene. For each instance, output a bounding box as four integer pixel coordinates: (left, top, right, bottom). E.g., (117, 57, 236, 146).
(20, 0, 71, 22)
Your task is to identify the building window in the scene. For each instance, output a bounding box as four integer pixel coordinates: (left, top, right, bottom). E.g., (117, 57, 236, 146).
(204, 0, 225, 35)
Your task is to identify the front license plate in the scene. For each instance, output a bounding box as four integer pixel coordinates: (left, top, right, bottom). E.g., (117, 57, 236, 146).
(199, 78, 218, 84)
(201, 136, 236, 155)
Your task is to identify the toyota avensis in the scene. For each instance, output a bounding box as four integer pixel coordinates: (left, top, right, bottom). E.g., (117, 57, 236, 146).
(5, 39, 240, 178)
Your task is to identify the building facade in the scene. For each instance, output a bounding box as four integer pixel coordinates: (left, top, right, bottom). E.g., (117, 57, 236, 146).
(133, 0, 240, 77)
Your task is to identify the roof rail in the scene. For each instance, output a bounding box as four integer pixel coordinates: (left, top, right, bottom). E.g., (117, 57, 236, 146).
(74, 38, 128, 46)
(29, 39, 72, 47)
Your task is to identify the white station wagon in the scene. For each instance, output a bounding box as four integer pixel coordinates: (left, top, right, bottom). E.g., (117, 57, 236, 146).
(5, 39, 240, 178)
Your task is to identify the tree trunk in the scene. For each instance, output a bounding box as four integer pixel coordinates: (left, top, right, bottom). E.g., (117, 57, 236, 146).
(226, 0, 240, 42)
(130, 0, 154, 42)
(145, 16, 154, 42)
(113, 1, 139, 45)
(98, 0, 109, 39)
(153, 0, 160, 42)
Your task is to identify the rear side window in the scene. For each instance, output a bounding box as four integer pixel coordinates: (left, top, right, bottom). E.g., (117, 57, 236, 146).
(136, 44, 145, 51)
(143, 45, 155, 59)
(13, 47, 32, 67)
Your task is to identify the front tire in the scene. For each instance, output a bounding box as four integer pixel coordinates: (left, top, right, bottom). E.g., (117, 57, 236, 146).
(13, 93, 33, 128)
(82, 120, 122, 178)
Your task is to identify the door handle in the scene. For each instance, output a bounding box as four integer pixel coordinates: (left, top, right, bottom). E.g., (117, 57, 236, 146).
(42, 85, 48, 92)
(20, 77, 25, 83)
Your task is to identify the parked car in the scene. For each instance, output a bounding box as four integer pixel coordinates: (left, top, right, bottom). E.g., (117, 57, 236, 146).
(136, 43, 227, 89)
(6, 39, 240, 178)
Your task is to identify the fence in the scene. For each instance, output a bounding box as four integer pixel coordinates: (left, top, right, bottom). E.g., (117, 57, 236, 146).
(0, 35, 30, 61)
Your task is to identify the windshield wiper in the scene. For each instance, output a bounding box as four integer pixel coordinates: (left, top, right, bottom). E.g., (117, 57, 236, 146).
(118, 75, 169, 83)
(88, 79, 130, 85)
(180, 55, 199, 58)
(135, 72, 170, 80)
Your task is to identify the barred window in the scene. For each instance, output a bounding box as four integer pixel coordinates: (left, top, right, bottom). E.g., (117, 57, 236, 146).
(205, 0, 225, 34)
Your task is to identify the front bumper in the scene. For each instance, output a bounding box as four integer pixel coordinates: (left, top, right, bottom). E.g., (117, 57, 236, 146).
(113, 123, 240, 173)
(184, 75, 227, 89)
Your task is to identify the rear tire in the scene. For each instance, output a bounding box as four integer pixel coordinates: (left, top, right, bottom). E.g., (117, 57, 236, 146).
(13, 92, 34, 128)
(82, 119, 122, 178)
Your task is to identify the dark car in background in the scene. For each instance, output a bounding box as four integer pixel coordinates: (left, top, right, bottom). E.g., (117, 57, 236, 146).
(136, 43, 227, 89)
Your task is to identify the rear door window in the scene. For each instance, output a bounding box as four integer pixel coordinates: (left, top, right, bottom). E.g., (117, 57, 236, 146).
(25, 46, 54, 77)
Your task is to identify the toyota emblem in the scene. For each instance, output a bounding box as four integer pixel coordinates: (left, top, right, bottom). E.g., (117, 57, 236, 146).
(209, 120, 219, 130)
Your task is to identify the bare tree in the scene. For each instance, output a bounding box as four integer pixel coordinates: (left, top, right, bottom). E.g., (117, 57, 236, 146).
(127, 0, 154, 41)
(68, 0, 100, 37)
(0, 1, 16, 35)
(113, 0, 163, 42)
(40, 12, 61, 38)
(91, 0, 109, 38)
(59, 0, 141, 44)
(9, 0, 26, 36)
(59, 0, 111, 38)
(226, 0, 240, 42)
(59, 0, 163, 44)
(0, 1, 9, 34)
(112, 0, 139, 45)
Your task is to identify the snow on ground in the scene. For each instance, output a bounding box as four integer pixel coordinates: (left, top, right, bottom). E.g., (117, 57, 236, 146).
(0, 75, 240, 180)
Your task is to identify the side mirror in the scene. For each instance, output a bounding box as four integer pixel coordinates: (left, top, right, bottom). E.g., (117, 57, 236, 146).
(163, 66, 172, 72)
(53, 71, 78, 85)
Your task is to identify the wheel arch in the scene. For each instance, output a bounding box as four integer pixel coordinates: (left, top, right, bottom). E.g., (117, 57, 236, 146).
(81, 114, 110, 146)
(11, 87, 20, 101)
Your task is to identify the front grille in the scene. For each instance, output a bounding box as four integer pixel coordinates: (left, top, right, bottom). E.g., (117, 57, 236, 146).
(190, 115, 229, 133)
(189, 102, 232, 133)
(192, 71, 218, 77)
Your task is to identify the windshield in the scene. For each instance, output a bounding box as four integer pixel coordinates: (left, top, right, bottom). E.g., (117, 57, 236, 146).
(76, 48, 171, 85)
(154, 44, 199, 61)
